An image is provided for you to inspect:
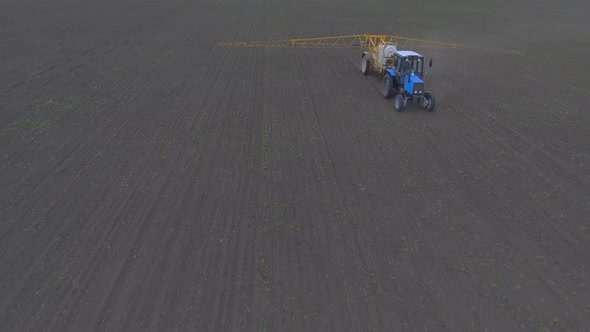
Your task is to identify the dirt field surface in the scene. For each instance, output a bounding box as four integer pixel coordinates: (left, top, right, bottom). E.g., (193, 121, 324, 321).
(1, 0, 589, 330)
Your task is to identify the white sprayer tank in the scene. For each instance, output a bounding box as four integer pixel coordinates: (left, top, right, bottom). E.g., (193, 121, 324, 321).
(377, 44, 396, 67)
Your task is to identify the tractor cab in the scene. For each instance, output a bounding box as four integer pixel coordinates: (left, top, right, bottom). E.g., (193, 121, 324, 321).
(393, 51, 426, 78)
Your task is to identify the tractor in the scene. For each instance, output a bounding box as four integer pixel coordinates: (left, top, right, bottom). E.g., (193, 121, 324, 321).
(361, 44, 435, 112)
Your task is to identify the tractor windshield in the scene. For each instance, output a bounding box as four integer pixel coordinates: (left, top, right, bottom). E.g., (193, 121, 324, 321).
(410, 57, 425, 77)
(397, 56, 425, 77)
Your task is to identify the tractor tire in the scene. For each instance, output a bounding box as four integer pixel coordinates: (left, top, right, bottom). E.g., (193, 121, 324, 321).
(382, 73, 394, 98)
(361, 55, 370, 75)
(425, 95, 436, 112)
(394, 94, 405, 112)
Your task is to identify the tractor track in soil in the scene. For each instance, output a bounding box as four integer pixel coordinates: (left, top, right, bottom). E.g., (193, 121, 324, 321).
(1, 0, 589, 330)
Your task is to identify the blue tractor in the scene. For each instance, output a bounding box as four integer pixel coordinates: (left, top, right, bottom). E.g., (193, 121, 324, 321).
(365, 48, 436, 112)
(383, 51, 435, 112)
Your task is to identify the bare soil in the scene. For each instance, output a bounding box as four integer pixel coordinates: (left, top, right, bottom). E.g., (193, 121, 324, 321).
(1, 0, 589, 330)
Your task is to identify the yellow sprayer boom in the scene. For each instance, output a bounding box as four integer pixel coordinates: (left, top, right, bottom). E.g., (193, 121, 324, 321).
(217, 34, 524, 55)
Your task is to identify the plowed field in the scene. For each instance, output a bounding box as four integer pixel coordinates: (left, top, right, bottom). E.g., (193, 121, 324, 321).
(1, 0, 589, 330)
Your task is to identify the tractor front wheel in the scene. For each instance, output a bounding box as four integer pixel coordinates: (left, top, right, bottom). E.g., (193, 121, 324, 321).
(361, 55, 370, 75)
(425, 95, 436, 112)
(382, 73, 394, 98)
(394, 94, 405, 112)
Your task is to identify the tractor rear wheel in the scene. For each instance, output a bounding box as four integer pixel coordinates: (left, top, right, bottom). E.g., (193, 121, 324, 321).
(361, 55, 370, 75)
(394, 94, 405, 112)
(382, 73, 394, 98)
(425, 95, 436, 112)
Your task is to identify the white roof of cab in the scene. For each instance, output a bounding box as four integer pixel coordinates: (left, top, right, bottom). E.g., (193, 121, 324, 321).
(396, 50, 423, 57)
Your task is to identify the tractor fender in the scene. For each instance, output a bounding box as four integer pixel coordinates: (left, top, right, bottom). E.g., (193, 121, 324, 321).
(385, 68, 397, 77)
